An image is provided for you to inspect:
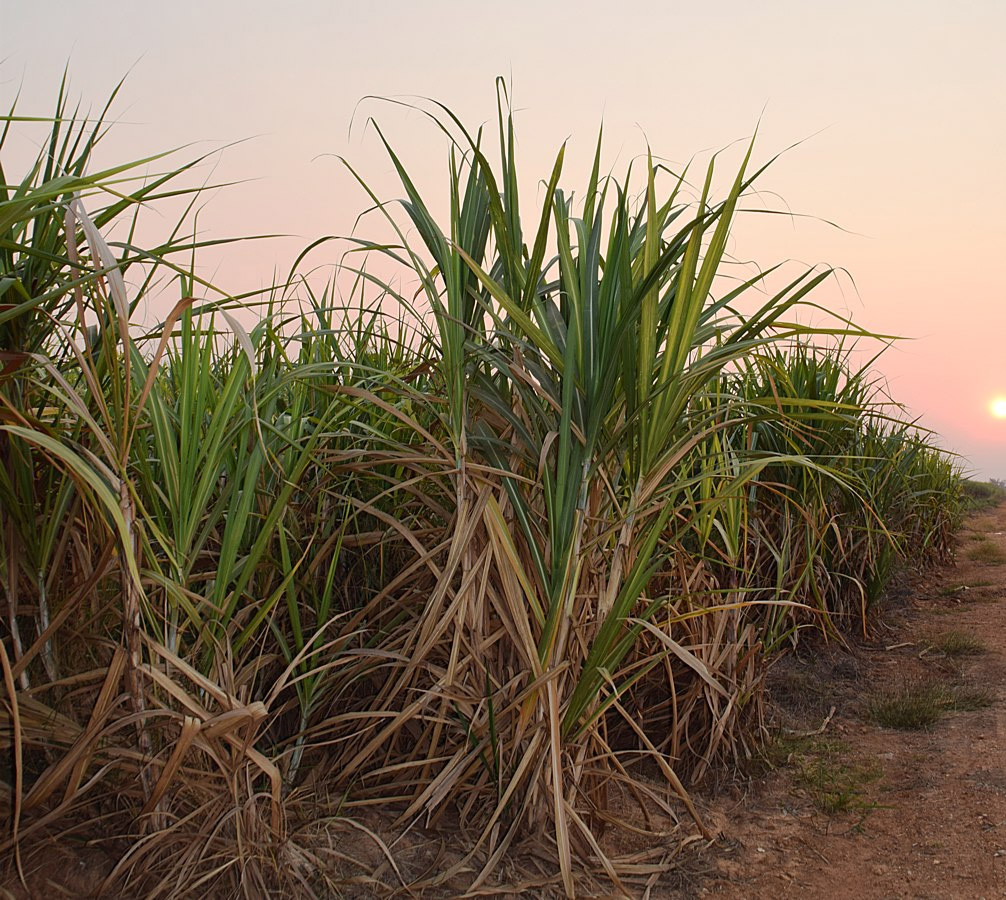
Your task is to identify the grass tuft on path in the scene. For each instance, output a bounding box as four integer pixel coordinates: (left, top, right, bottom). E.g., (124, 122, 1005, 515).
(866, 678, 994, 730)
(966, 539, 1006, 565)
(926, 630, 986, 657)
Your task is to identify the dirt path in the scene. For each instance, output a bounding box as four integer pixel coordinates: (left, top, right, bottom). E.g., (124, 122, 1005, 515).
(680, 499, 1006, 899)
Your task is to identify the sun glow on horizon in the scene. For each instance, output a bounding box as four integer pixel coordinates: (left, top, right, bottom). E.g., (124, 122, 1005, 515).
(991, 398, 1006, 419)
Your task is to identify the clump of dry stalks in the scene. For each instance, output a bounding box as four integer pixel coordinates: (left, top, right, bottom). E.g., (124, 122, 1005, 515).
(0, 79, 962, 897)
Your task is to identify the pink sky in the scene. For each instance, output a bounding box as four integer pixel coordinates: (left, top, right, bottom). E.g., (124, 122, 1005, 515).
(5, 0, 1005, 477)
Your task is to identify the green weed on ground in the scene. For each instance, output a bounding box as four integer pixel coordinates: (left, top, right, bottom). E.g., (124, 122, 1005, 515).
(866, 679, 994, 730)
(966, 540, 1006, 565)
(761, 735, 882, 818)
(926, 630, 986, 657)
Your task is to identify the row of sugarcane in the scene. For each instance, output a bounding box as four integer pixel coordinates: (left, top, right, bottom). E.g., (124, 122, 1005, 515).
(0, 81, 962, 897)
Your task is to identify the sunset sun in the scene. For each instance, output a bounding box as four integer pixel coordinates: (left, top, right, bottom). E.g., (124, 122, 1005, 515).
(991, 397, 1006, 419)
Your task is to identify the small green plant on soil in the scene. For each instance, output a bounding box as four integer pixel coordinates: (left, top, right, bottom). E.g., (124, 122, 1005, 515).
(926, 630, 986, 657)
(866, 678, 994, 729)
(796, 755, 883, 816)
(763, 735, 882, 817)
(966, 539, 1006, 565)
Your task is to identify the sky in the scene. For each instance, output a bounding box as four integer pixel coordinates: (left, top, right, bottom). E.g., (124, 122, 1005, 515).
(4, 0, 1005, 477)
